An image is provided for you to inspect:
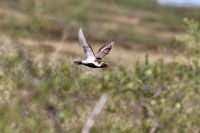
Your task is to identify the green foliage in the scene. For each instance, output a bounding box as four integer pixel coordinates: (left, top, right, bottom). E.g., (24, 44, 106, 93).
(176, 18, 200, 69)
(0, 1, 200, 132)
(0, 39, 200, 132)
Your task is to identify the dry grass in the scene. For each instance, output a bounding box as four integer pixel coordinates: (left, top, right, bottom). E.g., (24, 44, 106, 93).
(0, 36, 187, 70)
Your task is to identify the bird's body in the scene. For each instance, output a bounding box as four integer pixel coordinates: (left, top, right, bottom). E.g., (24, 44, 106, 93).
(74, 28, 114, 68)
(74, 60, 108, 68)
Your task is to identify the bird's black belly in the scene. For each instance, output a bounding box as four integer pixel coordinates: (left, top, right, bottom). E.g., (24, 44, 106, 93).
(86, 63, 99, 68)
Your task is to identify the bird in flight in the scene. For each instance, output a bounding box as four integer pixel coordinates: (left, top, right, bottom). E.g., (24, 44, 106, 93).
(74, 28, 114, 68)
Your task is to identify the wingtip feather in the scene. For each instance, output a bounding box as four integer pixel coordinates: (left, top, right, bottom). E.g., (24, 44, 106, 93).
(110, 40, 115, 46)
(79, 27, 82, 33)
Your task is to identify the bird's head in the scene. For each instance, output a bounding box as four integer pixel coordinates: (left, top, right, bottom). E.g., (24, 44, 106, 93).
(100, 62, 108, 67)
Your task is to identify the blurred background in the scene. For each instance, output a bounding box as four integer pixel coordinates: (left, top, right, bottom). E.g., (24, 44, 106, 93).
(0, 0, 200, 133)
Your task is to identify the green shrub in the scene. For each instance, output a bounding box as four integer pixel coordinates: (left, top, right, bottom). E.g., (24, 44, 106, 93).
(0, 38, 200, 132)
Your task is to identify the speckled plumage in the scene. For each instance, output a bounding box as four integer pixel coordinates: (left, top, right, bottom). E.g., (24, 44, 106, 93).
(74, 28, 114, 68)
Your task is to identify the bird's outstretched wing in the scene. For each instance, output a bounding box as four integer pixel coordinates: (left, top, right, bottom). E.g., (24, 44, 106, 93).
(78, 28, 95, 61)
(95, 40, 114, 60)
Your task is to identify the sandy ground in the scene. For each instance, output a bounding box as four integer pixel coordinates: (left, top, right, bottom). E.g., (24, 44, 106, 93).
(0, 35, 187, 70)
(0, 5, 188, 70)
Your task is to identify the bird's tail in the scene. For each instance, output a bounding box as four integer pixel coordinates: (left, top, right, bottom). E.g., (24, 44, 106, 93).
(74, 61, 82, 65)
